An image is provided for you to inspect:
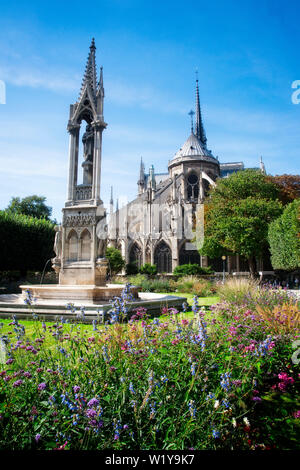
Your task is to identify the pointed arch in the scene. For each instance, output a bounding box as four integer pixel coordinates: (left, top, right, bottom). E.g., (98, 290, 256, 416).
(67, 230, 79, 262)
(179, 243, 200, 265)
(80, 229, 91, 261)
(129, 242, 143, 270)
(154, 240, 172, 273)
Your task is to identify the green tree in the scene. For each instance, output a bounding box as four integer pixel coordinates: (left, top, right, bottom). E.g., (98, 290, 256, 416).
(199, 170, 283, 277)
(6, 195, 52, 220)
(268, 199, 300, 271)
(105, 247, 125, 276)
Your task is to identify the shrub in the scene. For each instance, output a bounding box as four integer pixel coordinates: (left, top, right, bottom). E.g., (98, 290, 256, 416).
(0, 210, 55, 276)
(173, 264, 213, 277)
(176, 276, 216, 296)
(268, 199, 300, 271)
(128, 274, 148, 287)
(125, 263, 139, 275)
(105, 247, 125, 276)
(139, 264, 157, 276)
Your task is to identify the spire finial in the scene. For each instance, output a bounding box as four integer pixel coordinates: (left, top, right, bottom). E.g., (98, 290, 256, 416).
(90, 37, 96, 50)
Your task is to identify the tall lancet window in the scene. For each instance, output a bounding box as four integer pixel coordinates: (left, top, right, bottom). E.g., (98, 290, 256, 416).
(187, 172, 199, 201)
(80, 229, 91, 261)
(154, 241, 172, 273)
(68, 231, 78, 262)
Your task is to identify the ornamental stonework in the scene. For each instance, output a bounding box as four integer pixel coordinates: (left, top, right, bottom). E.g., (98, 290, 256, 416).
(63, 213, 97, 227)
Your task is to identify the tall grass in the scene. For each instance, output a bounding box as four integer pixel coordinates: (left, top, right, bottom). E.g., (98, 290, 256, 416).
(217, 278, 260, 304)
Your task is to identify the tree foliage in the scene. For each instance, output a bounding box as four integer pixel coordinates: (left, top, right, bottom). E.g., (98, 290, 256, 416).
(105, 247, 125, 276)
(268, 199, 300, 271)
(268, 174, 300, 205)
(139, 263, 158, 276)
(6, 195, 53, 221)
(199, 170, 283, 276)
(0, 211, 55, 275)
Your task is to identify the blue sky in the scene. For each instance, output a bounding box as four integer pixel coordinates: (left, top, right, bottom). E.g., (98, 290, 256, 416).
(0, 0, 299, 222)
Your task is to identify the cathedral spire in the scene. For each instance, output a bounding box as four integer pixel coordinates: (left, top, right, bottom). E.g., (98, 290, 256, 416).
(195, 72, 207, 147)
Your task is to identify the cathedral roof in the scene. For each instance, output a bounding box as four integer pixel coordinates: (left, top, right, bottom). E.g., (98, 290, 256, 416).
(169, 132, 218, 168)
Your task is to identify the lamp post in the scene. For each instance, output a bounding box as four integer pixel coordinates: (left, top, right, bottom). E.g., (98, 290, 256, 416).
(222, 256, 226, 284)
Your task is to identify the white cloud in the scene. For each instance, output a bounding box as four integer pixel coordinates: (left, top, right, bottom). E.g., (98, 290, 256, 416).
(0, 64, 79, 93)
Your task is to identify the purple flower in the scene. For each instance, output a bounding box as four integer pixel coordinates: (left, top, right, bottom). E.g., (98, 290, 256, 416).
(252, 396, 262, 402)
(73, 385, 80, 393)
(35, 433, 41, 443)
(38, 382, 46, 391)
(87, 398, 99, 407)
(86, 408, 98, 418)
(12, 379, 23, 387)
(6, 358, 13, 365)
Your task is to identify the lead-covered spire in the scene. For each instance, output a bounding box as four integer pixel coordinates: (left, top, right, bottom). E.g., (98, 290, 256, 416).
(195, 73, 207, 147)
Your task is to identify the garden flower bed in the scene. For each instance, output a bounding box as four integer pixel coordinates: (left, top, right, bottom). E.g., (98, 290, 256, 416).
(0, 285, 299, 450)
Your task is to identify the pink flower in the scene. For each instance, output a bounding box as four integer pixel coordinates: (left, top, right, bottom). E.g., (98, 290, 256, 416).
(278, 372, 289, 381)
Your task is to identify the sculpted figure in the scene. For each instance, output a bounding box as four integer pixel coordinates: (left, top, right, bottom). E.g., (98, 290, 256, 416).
(53, 225, 62, 259)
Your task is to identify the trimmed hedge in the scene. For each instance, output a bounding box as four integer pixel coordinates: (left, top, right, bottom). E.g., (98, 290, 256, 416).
(173, 264, 213, 277)
(268, 199, 300, 271)
(0, 211, 55, 275)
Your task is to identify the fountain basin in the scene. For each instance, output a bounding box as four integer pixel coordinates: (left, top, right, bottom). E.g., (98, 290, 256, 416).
(0, 290, 188, 322)
(20, 284, 139, 304)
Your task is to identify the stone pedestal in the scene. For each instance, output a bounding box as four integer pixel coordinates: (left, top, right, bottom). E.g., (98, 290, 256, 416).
(58, 258, 108, 286)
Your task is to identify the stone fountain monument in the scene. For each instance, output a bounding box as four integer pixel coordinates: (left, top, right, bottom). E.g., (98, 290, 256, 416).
(4, 39, 185, 318)
(21, 39, 139, 304)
